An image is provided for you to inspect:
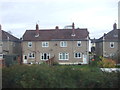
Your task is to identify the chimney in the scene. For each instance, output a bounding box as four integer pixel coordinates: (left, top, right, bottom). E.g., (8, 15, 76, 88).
(72, 22, 75, 29)
(113, 23, 117, 30)
(55, 26, 59, 29)
(35, 24, 39, 37)
(71, 22, 76, 37)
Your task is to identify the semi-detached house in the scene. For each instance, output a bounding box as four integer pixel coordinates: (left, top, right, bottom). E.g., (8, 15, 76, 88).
(95, 23, 120, 63)
(22, 23, 89, 65)
(0, 25, 21, 66)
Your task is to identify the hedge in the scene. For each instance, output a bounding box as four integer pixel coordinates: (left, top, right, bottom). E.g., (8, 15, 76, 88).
(2, 64, 120, 88)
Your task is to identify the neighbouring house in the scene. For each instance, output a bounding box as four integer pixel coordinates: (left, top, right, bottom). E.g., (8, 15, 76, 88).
(90, 38, 98, 54)
(118, 1, 120, 29)
(22, 23, 89, 65)
(90, 38, 98, 60)
(95, 23, 120, 63)
(0, 25, 21, 67)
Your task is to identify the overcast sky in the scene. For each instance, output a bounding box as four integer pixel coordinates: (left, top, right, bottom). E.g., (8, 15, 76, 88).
(0, 0, 119, 39)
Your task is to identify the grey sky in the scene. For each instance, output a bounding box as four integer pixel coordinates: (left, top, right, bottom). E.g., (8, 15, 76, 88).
(0, 0, 119, 39)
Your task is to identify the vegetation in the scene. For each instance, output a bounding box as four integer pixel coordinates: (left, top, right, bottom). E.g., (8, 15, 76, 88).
(2, 64, 120, 88)
(90, 56, 117, 68)
(97, 57, 116, 68)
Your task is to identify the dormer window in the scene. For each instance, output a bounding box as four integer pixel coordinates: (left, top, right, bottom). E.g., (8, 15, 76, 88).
(28, 42, 32, 47)
(110, 42, 114, 48)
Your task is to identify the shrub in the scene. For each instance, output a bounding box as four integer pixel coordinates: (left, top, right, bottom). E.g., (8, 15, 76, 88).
(2, 64, 119, 88)
(52, 61, 59, 66)
(97, 57, 116, 68)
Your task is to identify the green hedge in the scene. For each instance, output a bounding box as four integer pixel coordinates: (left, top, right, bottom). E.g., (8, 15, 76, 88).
(2, 64, 120, 88)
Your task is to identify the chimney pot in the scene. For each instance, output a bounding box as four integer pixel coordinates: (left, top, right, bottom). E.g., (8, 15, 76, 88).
(72, 22, 75, 29)
(55, 26, 59, 29)
(36, 24, 39, 30)
(35, 24, 39, 37)
(113, 23, 117, 30)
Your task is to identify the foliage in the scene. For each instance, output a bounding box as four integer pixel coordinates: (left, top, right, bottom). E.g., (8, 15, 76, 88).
(90, 56, 101, 67)
(97, 57, 116, 68)
(2, 64, 120, 88)
(52, 61, 59, 66)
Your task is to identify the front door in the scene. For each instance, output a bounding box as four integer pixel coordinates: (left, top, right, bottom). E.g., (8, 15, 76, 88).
(83, 54, 88, 64)
(23, 55, 27, 64)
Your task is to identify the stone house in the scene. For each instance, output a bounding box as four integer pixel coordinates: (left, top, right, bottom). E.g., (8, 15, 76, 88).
(22, 23, 89, 65)
(0, 25, 21, 66)
(95, 23, 120, 63)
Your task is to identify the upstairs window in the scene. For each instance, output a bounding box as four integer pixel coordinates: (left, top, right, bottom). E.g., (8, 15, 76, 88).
(110, 42, 114, 48)
(60, 41, 67, 47)
(77, 41, 81, 47)
(74, 52, 81, 58)
(0, 54, 3, 59)
(28, 42, 32, 47)
(42, 42, 49, 47)
(28, 53, 35, 58)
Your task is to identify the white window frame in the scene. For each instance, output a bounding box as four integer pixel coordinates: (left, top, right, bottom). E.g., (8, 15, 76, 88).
(59, 53, 69, 60)
(28, 42, 32, 47)
(24, 55, 27, 60)
(77, 41, 81, 47)
(0, 54, 3, 59)
(110, 42, 114, 48)
(28, 53, 35, 59)
(60, 41, 67, 47)
(42, 42, 49, 47)
(40, 53, 50, 60)
(110, 53, 115, 57)
(74, 52, 81, 58)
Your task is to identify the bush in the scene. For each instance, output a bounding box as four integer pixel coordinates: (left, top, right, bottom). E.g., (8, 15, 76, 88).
(90, 56, 101, 67)
(97, 57, 116, 68)
(52, 61, 59, 66)
(2, 64, 120, 88)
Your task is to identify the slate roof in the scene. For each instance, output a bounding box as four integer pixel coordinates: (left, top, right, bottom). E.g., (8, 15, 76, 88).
(22, 28, 89, 41)
(1, 30, 20, 42)
(90, 38, 98, 43)
(96, 29, 120, 42)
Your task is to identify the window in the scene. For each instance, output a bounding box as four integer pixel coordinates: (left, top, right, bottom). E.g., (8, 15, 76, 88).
(110, 42, 114, 48)
(0, 54, 3, 59)
(59, 53, 69, 60)
(28, 42, 32, 47)
(40, 53, 50, 60)
(74, 53, 81, 58)
(60, 41, 67, 47)
(42, 42, 49, 47)
(24, 56, 27, 59)
(28, 53, 35, 58)
(77, 41, 81, 47)
(110, 53, 115, 57)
